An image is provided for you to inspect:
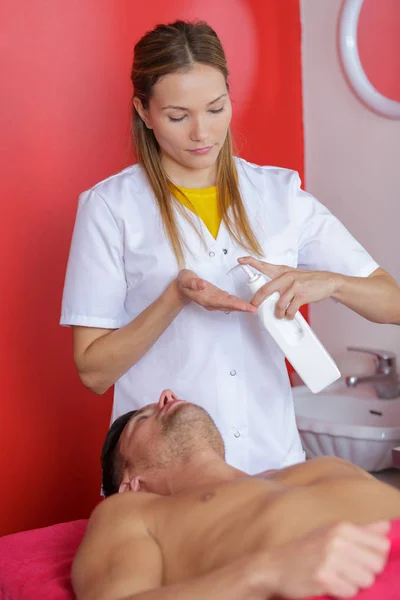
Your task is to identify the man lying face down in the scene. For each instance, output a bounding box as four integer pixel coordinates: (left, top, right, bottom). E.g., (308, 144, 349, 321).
(72, 390, 400, 600)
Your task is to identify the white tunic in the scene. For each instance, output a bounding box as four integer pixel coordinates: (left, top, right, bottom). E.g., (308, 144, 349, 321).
(60, 158, 379, 474)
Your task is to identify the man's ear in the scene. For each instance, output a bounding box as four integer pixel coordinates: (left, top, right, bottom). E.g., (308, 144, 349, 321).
(118, 473, 142, 494)
(133, 97, 152, 129)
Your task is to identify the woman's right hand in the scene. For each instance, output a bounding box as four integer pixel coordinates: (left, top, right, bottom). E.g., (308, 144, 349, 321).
(176, 269, 257, 313)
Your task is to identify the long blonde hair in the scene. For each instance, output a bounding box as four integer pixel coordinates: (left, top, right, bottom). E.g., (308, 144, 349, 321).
(131, 20, 262, 265)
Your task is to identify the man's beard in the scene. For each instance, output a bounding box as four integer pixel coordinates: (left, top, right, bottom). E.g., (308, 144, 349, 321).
(164, 404, 223, 451)
(146, 404, 225, 471)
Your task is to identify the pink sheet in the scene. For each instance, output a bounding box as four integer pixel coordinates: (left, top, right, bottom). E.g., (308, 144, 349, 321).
(0, 518, 400, 599)
(0, 520, 87, 599)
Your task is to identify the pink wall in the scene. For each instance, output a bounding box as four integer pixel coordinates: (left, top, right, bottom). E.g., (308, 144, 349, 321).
(301, 0, 400, 373)
(0, 0, 303, 536)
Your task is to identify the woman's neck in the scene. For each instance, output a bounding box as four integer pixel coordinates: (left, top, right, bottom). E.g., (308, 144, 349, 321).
(161, 153, 217, 189)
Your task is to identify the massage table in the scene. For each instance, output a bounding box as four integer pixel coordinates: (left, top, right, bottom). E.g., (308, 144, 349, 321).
(1, 519, 400, 599)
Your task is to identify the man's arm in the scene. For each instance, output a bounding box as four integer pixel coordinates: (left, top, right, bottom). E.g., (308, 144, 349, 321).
(71, 496, 265, 600)
(72, 495, 389, 600)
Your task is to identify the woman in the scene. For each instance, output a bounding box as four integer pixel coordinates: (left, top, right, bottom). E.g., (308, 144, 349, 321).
(61, 20, 400, 474)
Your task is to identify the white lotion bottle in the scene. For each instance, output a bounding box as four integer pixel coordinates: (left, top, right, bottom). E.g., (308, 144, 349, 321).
(237, 265, 340, 393)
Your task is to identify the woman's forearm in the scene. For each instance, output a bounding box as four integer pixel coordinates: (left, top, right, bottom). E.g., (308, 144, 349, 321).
(332, 269, 400, 325)
(75, 280, 186, 394)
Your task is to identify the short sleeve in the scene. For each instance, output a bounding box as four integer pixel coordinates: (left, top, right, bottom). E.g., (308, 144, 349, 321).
(291, 173, 379, 277)
(60, 190, 127, 328)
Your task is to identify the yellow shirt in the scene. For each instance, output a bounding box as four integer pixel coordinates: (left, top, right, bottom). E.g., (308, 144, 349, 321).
(173, 185, 221, 240)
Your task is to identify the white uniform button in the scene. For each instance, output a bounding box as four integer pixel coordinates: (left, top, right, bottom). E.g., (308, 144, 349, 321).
(209, 251, 215, 257)
(222, 248, 228, 254)
(230, 370, 236, 376)
(234, 431, 241, 438)
(224, 311, 230, 315)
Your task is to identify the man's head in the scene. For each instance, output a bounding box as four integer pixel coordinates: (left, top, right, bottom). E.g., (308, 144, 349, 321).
(101, 390, 225, 497)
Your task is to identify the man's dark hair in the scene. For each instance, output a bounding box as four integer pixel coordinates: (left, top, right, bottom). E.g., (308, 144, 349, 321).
(101, 410, 137, 497)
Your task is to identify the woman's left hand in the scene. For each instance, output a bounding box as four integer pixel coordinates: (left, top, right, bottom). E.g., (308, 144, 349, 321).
(238, 257, 339, 319)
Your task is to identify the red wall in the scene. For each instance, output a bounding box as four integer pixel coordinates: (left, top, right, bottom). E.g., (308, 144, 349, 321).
(0, 0, 303, 536)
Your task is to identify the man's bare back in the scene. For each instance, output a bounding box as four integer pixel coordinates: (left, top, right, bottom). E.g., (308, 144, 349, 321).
(73, 391, 396, 599)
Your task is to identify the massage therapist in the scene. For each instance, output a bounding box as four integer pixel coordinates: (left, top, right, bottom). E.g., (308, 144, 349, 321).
(61, 20, 400, 474)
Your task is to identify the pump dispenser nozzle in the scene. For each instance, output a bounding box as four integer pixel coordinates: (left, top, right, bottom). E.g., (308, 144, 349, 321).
(240, 264, 255, 279)
(227, 263, 258, 281)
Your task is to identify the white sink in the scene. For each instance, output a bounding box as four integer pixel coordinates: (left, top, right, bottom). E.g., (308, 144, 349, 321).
(293, 381, 400, 472)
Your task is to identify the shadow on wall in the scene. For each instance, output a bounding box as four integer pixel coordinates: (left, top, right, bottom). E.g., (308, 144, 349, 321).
(0, 0, 303, 536)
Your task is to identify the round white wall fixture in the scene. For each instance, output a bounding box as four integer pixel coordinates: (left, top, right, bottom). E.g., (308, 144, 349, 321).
(339, 0, 400, 119)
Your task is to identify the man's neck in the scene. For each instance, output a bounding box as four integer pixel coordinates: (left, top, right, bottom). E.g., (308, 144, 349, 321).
(147, 451, 245, 495)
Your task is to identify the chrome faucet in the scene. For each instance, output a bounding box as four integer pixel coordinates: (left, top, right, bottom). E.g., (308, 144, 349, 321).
(346, 347, 400, 399)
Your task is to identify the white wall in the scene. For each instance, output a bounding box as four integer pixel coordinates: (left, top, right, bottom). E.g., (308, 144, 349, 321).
(300, 0, 400, 376)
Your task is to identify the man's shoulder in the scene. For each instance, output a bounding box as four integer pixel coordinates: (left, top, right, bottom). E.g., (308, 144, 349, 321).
(73, 493, 163, 599)
(88, 492, 156, 532)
